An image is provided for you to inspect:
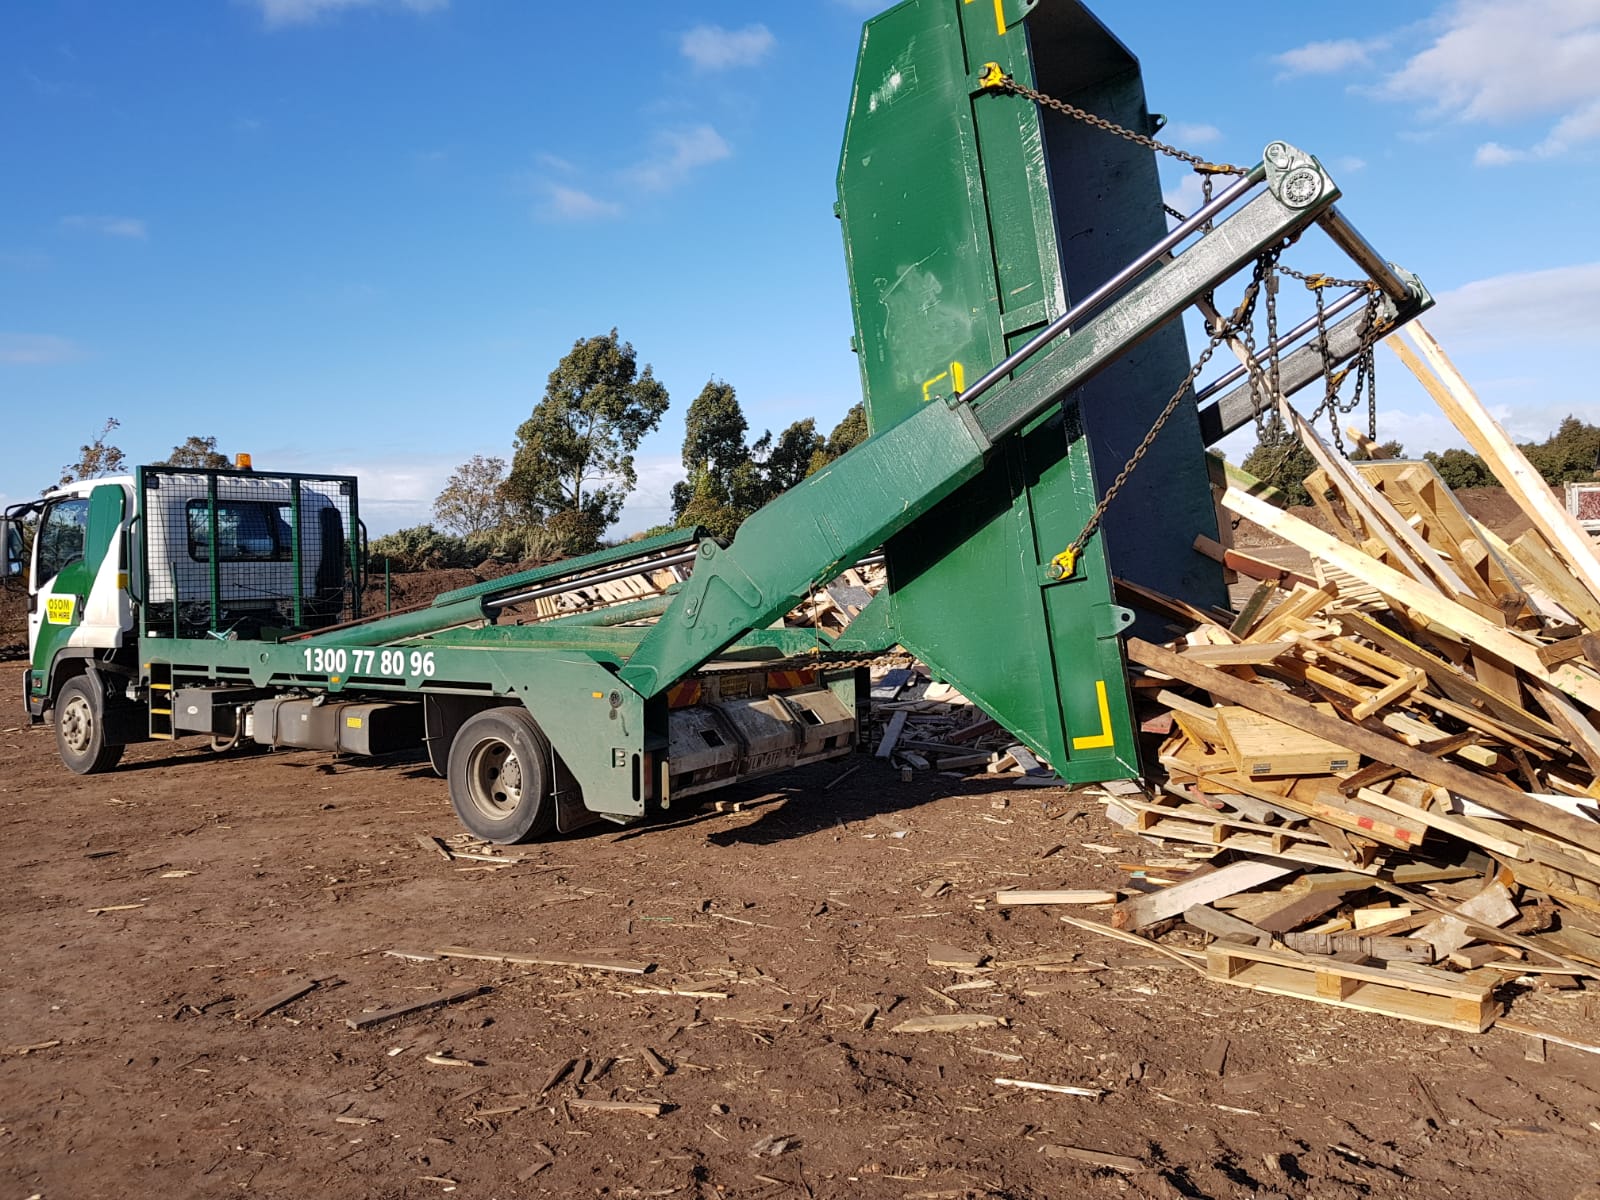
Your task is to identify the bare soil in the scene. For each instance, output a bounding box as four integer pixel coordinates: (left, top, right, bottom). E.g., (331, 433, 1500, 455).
(4, 658, 1599, 1200)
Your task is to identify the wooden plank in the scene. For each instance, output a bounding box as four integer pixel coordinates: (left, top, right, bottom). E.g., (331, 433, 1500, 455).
(433, 946, 653, 975)
(1394, 322, 1600, 609)
(1205, 942, 1498, 1032)
(1248, 583, 1340, 644)
(1413, 882, 1519, 958)
(1363, 463, 1524, 607)
(1505, 532, 1600, 631)
(1352, 787, 1524, 859)
(1040, 1145, 1144, 1173)
(1350, 668, 1425, 722)
(1537, 635, 1600, 669)
(1230, 580, 1280, 638)
(1126, 637, 1600, 855)
(1111, 860, 1295, 931)
(1497, 1021, 1600, 1058)
(1287, 406, 1470, 595)
(890, 1013, 1007, 1034)
(1529, 683, 1600, 777)
(1221, 487, 1600, 713)
(1254, 887, 1364, 935)
(1183, 904, 1271, 946)
(346, 985, 489, 1030)
(1193, 534, 1316, 590)
(239, 979, 320, 1022)
(1156, 690, 1222, 744)
(1342, 611, 1563, 746)
(995, 890, 1118, 906)
(1216, 706, 1356, 777)
(875, 710, 908, 758)
(1182, 641, 1296, 666)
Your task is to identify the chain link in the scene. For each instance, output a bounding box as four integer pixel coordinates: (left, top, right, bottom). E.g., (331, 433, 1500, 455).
(989, 73, 1249, 177)
(988, 66, 1389, 567)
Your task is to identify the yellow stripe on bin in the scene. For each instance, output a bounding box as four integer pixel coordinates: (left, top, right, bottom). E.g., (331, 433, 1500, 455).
(1071, 679, 1115, 751)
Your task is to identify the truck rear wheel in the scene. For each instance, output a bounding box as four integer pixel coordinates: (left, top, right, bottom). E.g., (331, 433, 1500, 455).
(54, 675, 125, 775)
(446, 705, 556, 843)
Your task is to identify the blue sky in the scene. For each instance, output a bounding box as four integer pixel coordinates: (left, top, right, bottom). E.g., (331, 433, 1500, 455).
(4, 0, 1598, 535)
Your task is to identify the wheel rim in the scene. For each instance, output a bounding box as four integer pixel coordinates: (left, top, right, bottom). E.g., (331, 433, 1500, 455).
(59, 694, 95, 756)
(463, 735, 525, 821)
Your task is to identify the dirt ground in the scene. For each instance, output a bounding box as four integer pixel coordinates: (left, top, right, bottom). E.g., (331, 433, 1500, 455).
(3, 656, 1599, 1200)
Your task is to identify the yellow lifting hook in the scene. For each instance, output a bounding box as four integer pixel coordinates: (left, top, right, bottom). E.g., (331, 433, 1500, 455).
(978, 62, 1008, 90)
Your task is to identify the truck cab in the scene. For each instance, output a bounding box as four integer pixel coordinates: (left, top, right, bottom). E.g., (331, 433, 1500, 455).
(12, 466, 356, 771)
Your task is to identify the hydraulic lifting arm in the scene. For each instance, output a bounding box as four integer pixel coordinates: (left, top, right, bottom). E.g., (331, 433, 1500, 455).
(619, 142, 1375, 701)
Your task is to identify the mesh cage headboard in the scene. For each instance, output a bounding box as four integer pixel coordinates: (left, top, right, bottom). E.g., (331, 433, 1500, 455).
(136, 466, 360, 639)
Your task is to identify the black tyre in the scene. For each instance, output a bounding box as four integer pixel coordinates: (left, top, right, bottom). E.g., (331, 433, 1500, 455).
(446, 705, 555, 843)
(54, 675, 125, 775)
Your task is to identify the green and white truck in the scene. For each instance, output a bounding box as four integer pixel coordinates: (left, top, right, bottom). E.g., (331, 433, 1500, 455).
(3, 0, 1428, 843)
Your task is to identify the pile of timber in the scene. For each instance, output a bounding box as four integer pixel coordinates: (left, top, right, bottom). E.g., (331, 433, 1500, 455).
(869, 666, 1066, 786)
(1106, 324, 1600, 1032)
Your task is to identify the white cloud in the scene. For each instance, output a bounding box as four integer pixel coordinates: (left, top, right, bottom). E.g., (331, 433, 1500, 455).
(1165, 122, 1222, 146)
(1381, 0, 1600, 160)
(679, 23, 775, 71)
(0, 333, 79, 365)
(540, 185, 623, 222)
(1162, 173, 1205, 223)
(1273, 37, 1386, 78)
(59, 214, 147, 239)
(250, 0, 447, 30)
(1424, 261, 1600, 347)
(625, 125, 732, 192)
(1333, 155, 1367, 173)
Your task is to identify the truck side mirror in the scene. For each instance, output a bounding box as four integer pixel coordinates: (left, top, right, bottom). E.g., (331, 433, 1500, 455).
(2, 518, 22, 579)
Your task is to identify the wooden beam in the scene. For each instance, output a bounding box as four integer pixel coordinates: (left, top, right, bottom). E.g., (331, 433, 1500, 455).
(1193, 534, 1317, 591)
(1391, 322, 1600, 609)
(1111, 859, 1295, 930)
(1126, 637, 1600, 856)
(346, 985, 489, 1030)
(1222, 486, 1600, 713)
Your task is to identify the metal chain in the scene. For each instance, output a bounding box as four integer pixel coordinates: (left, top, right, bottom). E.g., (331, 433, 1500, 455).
(987, 71, 1248, 177)
(988, 67, 1388, 558)
(1046, 254, 1274, 579)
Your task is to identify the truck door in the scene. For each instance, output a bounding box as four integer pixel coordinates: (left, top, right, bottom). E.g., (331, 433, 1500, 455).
(28, 485, 129, 699)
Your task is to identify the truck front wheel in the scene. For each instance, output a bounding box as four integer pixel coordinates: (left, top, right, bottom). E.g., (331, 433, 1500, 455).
(446, 706, 556, 843)
(54, 675, 125, 775)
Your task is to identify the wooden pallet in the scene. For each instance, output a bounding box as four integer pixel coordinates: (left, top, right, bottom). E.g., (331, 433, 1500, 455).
(1107, 795, 1378, 874)
(1204, 941, 1499, 1032)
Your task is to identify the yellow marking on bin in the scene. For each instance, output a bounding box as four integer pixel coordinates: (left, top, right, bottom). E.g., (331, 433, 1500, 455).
(1071, 679, 1115, 751)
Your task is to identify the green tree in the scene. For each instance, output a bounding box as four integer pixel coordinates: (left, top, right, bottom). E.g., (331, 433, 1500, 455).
(504, 329, 670, 552)
(1522, 415, 1600, 485)
(675, 468, 745, 540)
(1423, 447, 1494, 490)
(1351, 439, 1405, 462)
(672, 378, 749, 520)
(808, 402, 869, 474)
(433, 454, 511, 535)
(668, 380, 827, 536)
(58, 417, 126, 488)
(762, 419, 825, 494)
(1240, 412, 1316, 506)
(160, 435, 231, 469)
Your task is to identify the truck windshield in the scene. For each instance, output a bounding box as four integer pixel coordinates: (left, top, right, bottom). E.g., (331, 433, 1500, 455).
(186, 500, 294, 562)
(36, 498, 91, 583)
